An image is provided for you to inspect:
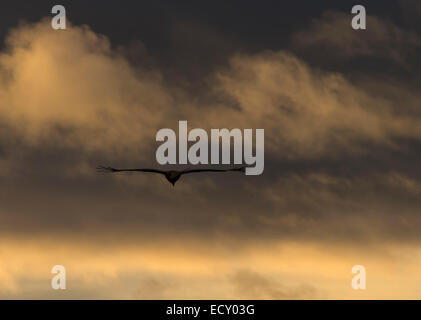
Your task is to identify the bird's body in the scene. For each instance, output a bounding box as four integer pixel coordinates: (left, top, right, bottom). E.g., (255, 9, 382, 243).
(96, 165, 245, 186)
(165, 170, 182, 185)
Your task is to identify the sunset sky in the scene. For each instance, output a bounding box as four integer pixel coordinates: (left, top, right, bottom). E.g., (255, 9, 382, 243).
(1, 0, 421, 299)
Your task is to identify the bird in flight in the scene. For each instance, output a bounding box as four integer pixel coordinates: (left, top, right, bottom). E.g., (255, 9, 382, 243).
(96, 165, 246, 186)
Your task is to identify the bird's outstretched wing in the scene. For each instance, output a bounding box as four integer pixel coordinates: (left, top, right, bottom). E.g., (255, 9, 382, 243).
(96, 165, 166, 175)
(181, 166, 246, 175)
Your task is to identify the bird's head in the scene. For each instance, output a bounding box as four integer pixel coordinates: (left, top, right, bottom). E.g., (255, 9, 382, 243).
(165, 171, 181, 186)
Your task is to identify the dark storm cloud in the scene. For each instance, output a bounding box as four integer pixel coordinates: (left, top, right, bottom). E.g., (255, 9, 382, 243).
(290, 10, 421, 74)
(0, 1, 405, 79)
(0, 1, 421, 250)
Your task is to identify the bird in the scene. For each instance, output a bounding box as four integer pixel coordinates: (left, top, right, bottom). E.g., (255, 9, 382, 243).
(96, 165, 246, 186)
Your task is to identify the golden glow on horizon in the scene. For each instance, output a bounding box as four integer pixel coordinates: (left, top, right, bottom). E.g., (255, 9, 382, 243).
(0, 237, 421, 299)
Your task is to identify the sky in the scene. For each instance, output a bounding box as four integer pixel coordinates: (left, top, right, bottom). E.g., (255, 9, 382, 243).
(1, 0, 421, 299)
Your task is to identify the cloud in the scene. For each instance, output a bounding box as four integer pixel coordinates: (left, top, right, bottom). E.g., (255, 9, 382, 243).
(0, 19, 172, 158)
(253, 171, 421, 245)
(291, 11, 421, 67)
(0, 18, 421, 243)
(210, 50, 421, 158)
(2, 17, 421, 165)
(230, 270, 317, 299)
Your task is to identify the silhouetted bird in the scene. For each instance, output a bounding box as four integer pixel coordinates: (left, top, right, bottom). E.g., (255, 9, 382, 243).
(96, 165, 246, 186)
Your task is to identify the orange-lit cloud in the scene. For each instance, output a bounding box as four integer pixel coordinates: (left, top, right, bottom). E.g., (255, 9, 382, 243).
(1, 238, 421, 299)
